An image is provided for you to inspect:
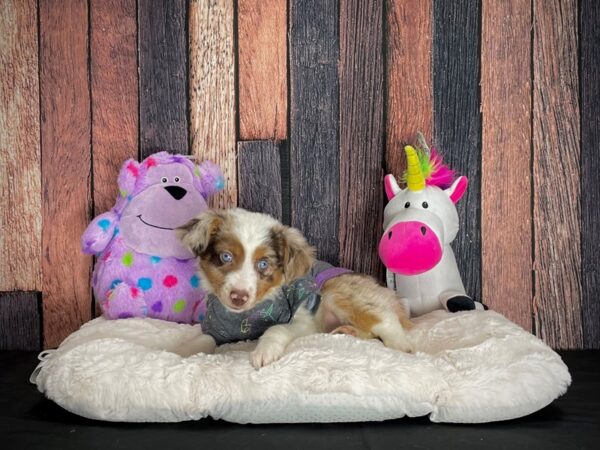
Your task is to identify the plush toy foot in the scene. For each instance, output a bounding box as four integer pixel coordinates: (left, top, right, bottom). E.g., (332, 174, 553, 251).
(475, 300, 488, 311)
(446, 295, 476, 312)
(102, 283, 147, 319)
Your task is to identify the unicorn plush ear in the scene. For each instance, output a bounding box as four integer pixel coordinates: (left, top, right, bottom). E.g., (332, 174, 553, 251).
(384, 174, 401, 200)
(445, 176, 468, 204)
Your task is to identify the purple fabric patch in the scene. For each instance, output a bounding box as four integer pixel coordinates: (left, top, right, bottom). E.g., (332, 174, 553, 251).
(315, 267, 352, 289)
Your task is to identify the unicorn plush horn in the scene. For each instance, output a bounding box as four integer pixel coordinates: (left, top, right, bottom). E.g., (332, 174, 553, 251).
(404, 145, 426, 191)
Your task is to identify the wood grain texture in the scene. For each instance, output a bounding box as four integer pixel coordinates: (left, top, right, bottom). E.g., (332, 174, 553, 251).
(289, 0, 340, 265)
(532, 0, 582, 349)
(432, 0, 482, 303)
(580, 0, 600, 349)
(339, 0, 384, 278)
(237, 141, 283, 221)
(238, 0, 287, 140)
(189, 0, 236, 209)
(138, 0, 188, 157)
(0, 292, 41, 351)
(385, 0, 432, 177)
(0, 0, 41, 291)
(40, 0, 92, 348)
(90, 0, 138, 214)
(480, 0, 532, 331)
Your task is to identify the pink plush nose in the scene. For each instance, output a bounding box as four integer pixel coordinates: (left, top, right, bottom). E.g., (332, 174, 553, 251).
(378, 221, 443, 275)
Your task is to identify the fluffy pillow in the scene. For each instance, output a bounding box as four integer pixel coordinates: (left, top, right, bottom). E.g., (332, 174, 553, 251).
(31, 310, 570, 423)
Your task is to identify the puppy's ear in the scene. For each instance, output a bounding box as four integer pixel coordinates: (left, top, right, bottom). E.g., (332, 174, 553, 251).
(176, 210, 224, 256)
(271, 225, 315, 281)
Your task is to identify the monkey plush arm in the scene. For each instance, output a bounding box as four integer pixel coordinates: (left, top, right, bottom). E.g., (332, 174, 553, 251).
(81, 211, 119, 255)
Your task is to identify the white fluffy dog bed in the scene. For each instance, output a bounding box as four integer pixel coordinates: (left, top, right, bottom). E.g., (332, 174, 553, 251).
(31, 310, 570, 424)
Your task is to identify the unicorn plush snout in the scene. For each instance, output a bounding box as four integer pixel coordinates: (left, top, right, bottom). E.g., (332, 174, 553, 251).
(379, 220, 443, 276)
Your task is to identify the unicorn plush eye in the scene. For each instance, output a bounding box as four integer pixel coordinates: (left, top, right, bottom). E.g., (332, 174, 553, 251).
(422, 202, 429, 209)
(404, 202, 410, 208)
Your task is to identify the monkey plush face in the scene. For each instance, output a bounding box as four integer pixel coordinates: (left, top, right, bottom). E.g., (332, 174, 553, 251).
(119, 162, 209, 259)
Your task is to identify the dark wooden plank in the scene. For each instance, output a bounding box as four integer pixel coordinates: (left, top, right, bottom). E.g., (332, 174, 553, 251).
(237, 140, 283, 221)
(385, 0, 433, 176)
(91, 0, 138, 214)
(581, 0, 600, 349)
(432, 0, 482, 302)
(0, 0, 41, 291)
(0, 292, 41, 351)
(480, 0, 532, 331)
(339, 0, 384, 278)
(189, 0, 236, 209)
(138, 0, 188, 157)
(40, 0, 92, 348)
(533, 0, 582, 349)
(238, 0, 287, 140)
(289, 0, 340, 265)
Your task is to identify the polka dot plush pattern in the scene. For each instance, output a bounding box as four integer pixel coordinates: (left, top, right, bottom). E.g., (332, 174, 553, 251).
(32, 311, 570, 424)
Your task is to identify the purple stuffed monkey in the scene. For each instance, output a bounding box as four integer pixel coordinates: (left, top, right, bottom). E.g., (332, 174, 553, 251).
(81, 152, 224, 322)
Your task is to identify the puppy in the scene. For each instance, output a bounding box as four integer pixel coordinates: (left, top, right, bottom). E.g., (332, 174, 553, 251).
(176, 208, 413, 368)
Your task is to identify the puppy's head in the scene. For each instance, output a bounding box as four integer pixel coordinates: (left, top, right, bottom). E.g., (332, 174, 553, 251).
(177, 208, 315, 312)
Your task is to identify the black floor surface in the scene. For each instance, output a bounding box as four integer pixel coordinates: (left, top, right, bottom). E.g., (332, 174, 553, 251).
(0, 350, 599, 450)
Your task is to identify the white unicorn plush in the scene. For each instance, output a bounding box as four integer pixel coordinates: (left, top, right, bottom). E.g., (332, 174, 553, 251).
(378, 143, 486, 317)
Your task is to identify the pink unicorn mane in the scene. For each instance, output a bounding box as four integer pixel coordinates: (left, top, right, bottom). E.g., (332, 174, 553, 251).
(425, 148, 455, 189)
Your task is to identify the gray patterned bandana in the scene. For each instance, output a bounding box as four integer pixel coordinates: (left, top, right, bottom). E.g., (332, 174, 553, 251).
(201, 261, 351, 345)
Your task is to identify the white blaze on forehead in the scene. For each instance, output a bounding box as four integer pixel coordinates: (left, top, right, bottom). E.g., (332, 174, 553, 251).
(222, 209, 279, 299)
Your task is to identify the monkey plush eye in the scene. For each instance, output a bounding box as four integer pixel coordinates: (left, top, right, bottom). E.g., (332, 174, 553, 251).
(404, 202, 410, 208)
(422, 201, 429, 209)
(161, 177, 168, 183)
(257, 259, 269, 271)
(220, 252, 233, 264)
(174, 176, 180, 183)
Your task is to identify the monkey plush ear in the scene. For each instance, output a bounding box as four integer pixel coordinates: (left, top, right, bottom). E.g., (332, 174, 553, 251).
(117, 159, 140, 198)
(194, 160, 225, 199)
(176, 210, 224, 256)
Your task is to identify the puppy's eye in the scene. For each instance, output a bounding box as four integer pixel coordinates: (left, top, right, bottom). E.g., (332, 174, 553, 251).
(404, 202, 410, 208)
(174, 176, 180, 183)
(257, 259, 269, 271)
(161, 177, 168, 183)
(220, 251, 233, 264)
(422, 201, 429, 209)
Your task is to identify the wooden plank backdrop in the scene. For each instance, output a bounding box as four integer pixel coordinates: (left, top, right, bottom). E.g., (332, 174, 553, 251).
(189, 0, 236, 209)
(339, 0, 384, 277)
(580, 0, 600, 349)
(480, 0, 532, 331)
(433, 0, 482, 305)
(532, 0, 582, 349)
(0, 0, 598, 350)
(39, 0, 92, 348)
(90, 0, 138, 214)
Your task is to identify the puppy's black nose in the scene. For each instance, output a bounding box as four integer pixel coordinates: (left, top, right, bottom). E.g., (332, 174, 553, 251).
(164, 185, 187, 200)
(230, 290, 249, 307)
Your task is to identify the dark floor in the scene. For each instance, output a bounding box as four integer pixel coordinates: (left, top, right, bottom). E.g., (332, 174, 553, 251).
(0, 351, 598, 450)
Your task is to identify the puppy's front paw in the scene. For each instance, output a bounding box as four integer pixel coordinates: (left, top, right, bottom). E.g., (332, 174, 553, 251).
(251, 342, 285, 368)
